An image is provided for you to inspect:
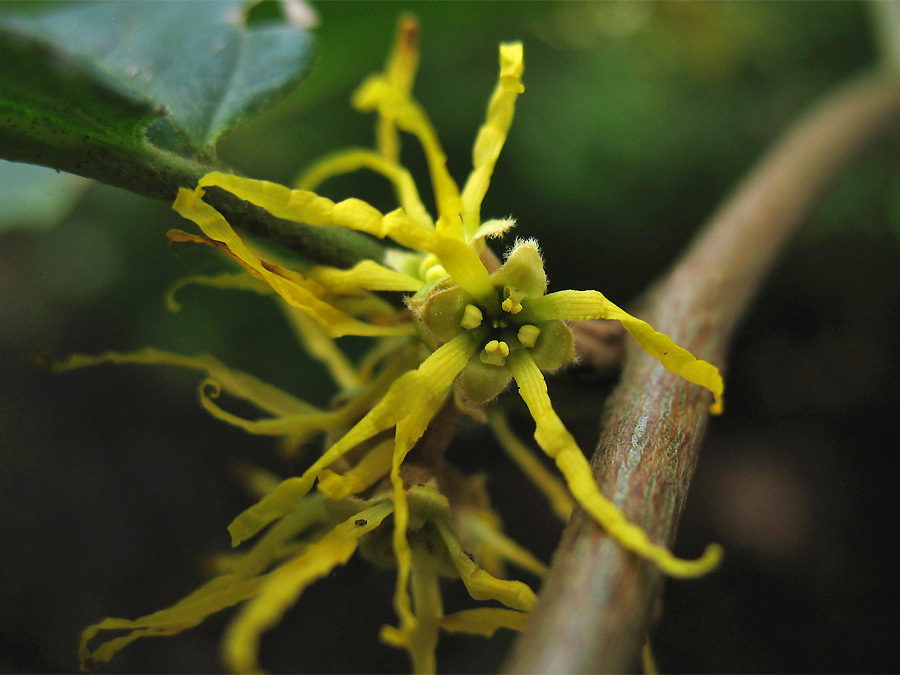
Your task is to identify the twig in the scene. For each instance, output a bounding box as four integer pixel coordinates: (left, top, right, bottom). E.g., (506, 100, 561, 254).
(503, 70, 900, 673)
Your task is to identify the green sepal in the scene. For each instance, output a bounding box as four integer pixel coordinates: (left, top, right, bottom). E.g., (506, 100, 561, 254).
(529, 319, 575, 371)
(410, 283, 475, 345)
(455, 358, 514, 406)
(491, 240, 547, 300)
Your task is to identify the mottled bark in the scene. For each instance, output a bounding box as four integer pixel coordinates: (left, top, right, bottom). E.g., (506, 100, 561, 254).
(504, 71, 900, 674)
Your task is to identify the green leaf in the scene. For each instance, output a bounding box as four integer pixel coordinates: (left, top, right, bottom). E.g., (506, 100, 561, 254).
(1, 0, 315, 157)
(0, 2, 383, 266)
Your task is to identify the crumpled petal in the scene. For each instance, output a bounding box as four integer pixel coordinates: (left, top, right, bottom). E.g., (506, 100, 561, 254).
(439, 608, 529, 637)
(79, 495, 331, 673)
(306, 259, 425, 294)
(377, 15, 420, 163)
(433, 517, 537, 612)
(523, 289, 724, 414)
(79, 575, 267, 673)
(227, 333, 477, 547)
(406, 533, 444, 674)
(461, 42, 525, 238)
(487, 408, 574, 522)
(171, 194, 414, 338)
(508, 349, 723, 578)
(280, 305, 364, 392)
(381, 389, 451, 655)
(222, 500, 394, 673)
(317, 437, 394, 500)
(189, 173, 436, 253)
(352, 77, 462, 227)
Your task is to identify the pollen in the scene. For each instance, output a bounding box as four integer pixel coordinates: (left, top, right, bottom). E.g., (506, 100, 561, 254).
(460, 304, 484, 330)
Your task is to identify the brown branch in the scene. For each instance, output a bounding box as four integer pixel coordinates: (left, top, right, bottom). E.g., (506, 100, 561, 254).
(503, 70, 900, 673)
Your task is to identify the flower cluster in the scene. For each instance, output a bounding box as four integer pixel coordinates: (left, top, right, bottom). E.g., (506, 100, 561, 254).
(61, 17, 724, 674)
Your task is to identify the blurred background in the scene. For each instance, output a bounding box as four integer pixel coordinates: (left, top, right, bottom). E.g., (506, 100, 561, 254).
(1, 1, 899, 672)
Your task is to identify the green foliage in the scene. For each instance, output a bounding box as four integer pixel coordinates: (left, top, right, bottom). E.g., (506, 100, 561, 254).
(0, 0, 314, 221)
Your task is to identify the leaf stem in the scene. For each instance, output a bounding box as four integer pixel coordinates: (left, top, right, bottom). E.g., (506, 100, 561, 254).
(503, 70, 900, 673)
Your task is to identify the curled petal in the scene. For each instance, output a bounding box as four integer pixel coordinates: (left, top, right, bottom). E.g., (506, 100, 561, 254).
(47, 347, 318, 418)
(524, 290, 724, 414)
(508, 350, 723, 578)
(165, 272, 272, 312)
(295, 148, 433, 228)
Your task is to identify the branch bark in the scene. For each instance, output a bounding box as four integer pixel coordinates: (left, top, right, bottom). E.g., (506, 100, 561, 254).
(503, 70, 900, 674)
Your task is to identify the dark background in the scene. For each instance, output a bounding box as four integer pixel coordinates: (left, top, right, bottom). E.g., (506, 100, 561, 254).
(1, 2, 899, 672)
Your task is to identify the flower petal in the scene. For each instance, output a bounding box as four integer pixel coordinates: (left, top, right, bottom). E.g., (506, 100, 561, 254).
(433, 518, 537, 612)
(189, 174, 436, 253)
(306, 259, 425, 294)
(48, 347, 318, 418)
(172, 190, 415, 337)
(458, 509, 548, 577)
(79, 575, 267, 673)
(431, 234, 497, 307)
(377, 15, 420, 162)
(487, 409, 574, 522)
(227, 333, 476, 546)
(508, 350, 723, 578)
(352, 78, 462, 227)
(439, 608, 529, 637)
(222, 500, 394, 674)
(295, 148, 433, 228)
(281, 306, 364, 392)
(461, 43, 524, 238)
(317, 437, 394, 500)
(384, 390, 452, 655)
(524, 290, 724, 413)
(165, 272, 272, 312)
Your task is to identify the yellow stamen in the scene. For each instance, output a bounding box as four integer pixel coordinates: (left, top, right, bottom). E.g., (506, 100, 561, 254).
(480, 340, 510, 366)
(460, 304, 484, 330)
(501, 286, 524, 314)
(517, 324, 540, 348)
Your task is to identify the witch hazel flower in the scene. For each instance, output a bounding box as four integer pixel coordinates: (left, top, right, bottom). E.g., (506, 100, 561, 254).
(59, 16, 724, 674)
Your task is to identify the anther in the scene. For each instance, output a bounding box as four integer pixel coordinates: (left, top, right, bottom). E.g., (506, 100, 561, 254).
(517, 324, 541, 348)
(425, 264, 448, 283)
(480, 339, 510, 366)
(460, 304, 483, 330)
(501, 286, 524, 314)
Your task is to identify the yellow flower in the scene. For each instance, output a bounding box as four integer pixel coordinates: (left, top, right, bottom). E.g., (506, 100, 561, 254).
(62, 16, 725, 674)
